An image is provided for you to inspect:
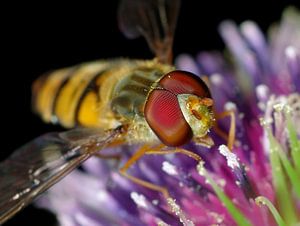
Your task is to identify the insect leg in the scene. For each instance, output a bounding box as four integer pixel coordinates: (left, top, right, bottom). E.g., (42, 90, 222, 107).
(145, 148, 202, 162)
(214, 110, 236, 150)
(119, 144, 171, 199)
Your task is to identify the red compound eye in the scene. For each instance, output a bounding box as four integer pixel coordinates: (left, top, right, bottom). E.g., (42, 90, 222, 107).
(144, 89, 192, 146)
(144, 70, 211, 146)
(159, 70, 211, 97)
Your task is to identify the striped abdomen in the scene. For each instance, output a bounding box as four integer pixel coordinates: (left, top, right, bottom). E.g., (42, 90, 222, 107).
(32, 59, 173, 129)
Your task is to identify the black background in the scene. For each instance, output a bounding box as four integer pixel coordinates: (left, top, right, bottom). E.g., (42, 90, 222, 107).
(2, 0, 299, 225)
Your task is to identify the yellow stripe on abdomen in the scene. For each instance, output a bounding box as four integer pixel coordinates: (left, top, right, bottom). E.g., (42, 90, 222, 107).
(32, 67, 75, 123)
(77, 91, 100, 126)
(54, 62, 108, 128)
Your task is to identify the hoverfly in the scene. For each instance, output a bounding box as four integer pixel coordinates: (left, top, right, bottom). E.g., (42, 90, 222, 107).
(0, 0, 236, 224)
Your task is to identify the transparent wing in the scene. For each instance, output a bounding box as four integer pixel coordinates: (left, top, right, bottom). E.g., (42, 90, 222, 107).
(118, 0, 181, 64)
(0, 127, 123, 224)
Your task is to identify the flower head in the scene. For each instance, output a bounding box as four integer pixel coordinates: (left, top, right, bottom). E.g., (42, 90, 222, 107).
(37, 7, 300, 226)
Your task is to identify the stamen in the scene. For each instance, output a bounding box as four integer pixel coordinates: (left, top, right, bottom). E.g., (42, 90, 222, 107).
(256, 84, 269, 102)
(255, 196, 287, 226)
(218, 145, 255, 198)
(209, 212, 224, 224)
(259, 117, 273, 127)
(157, 220, 171, 226)
(219, 145, 240, 169)
(162, 161, 178, 176)
(196, 161, 206, 176)
(196, 162, 252, 226)
(210, 73, 223, 86)
(287, 93, 300, 116)
(273, 103, 285, 112)
(266, 117, 299, 223)
(284, 103, 300, 175)
(224, 102, 237, 111)
(152, 199, 159, 205)
(130, 192, 148, 209)
(167, 198, 195, 226)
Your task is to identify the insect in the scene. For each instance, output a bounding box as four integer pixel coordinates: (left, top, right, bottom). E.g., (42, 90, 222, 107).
(0, 0, 236, 224)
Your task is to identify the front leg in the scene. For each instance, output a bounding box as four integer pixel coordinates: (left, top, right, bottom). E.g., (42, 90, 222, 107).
(119, 144, 171, 198)
(214, 110, 236, 150)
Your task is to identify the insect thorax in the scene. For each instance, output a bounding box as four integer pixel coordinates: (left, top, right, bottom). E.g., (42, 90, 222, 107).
(111, 59, 174, 120)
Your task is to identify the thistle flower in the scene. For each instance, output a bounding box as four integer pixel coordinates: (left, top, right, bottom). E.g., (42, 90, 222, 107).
(37, 7, 300, 226)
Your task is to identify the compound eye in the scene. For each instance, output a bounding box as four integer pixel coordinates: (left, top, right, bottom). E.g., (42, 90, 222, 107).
(144, 70, 211, 147)
(144, 89, 192, 147)
(159, 70, 211, 97)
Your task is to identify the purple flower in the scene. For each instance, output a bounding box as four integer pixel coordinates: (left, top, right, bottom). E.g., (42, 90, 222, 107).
(37, 7, 300, 226)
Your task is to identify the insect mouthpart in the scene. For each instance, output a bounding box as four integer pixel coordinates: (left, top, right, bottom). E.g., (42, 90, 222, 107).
(178, 94, 215, 138)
